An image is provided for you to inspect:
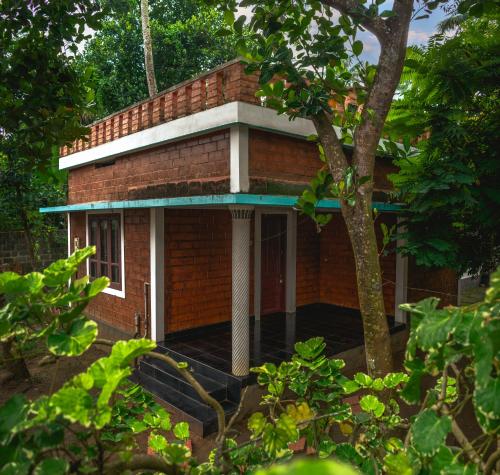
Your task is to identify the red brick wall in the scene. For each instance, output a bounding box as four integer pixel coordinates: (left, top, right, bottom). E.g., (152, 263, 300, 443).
(164, 209, 233, 332)
(70, 209, 150, 335)
(408, 259, 458, 307)
(249, 129, 397, 192)
(318, 213, 397, 315)
(296, 217, 320, 306)
(67, 131, 230, 204)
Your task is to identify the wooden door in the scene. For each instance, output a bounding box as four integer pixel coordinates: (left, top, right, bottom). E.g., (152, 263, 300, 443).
(261, 214, 287, 315)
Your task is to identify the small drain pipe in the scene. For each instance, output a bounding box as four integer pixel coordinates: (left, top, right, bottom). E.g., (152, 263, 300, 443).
(134, 312, 141, 339)
(143, 282, 150, 338)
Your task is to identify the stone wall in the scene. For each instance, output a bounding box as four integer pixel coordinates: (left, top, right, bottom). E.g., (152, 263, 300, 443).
(0, 230, 67, 274)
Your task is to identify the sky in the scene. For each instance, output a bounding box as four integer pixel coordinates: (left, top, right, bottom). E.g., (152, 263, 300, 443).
(360, 6, 448, 62)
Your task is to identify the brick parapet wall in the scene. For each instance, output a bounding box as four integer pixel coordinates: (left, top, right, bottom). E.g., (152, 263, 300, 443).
(67, 131, 230, 204)
(61, 60, 259, 158)
(0, 230, 66, 274)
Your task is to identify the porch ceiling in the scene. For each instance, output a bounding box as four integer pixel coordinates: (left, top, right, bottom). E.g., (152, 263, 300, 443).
(39, 193, 401, 213)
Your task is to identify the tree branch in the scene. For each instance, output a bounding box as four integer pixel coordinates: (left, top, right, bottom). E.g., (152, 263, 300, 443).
(351, 0, 413, 182)
(94, 339, 226, 442)
(312, 111, 349, 182)
(320, 0, 390, 40)
(485, 447, 500, 475)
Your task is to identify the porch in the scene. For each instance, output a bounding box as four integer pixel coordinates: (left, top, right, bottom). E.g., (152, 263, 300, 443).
(160, 303, 405, 374)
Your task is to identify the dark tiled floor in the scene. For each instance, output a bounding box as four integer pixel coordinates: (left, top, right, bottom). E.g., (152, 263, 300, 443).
(161, 304, 405, 374)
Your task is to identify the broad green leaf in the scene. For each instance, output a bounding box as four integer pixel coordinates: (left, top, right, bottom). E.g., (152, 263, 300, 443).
(352, 40, 363, 56)
(360, 395, 385, 418)
(474, 376, 500, 429)
(49, 386, 93, 426)
(383, 452, 412, 475)
(109, 338, 156, 365)
(248, 412, 266, 437)
(149, 433, 168, 453)
(410, 409, 451, 455)
(33, 458, 68, 475)
(87, 277, 109, 297)
(173, 421, 189, 440)
(342, 380, 360, 394)
(354, 372, 373, 387)
(384, 372, 409, 389)
(254, 459, 358, 475)
(0, 395, 28, 444)
(163, 443, 191, 465)
(47, 317, 97, 356)
(294, 337, 326, 360)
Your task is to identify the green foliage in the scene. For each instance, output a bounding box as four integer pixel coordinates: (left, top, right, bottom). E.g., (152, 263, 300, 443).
(1, 256, 499, 473)
(388, 14, 500, 274)
(75, 0, 240, 120)
(0, 247, 108, 378)
(0, 1, 102, 258)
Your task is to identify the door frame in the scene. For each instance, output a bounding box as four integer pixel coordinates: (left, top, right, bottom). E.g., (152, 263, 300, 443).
(254, 208, 297, 319)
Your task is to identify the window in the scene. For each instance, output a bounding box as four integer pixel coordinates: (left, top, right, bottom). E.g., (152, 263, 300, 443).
(88, 214, 122, 291)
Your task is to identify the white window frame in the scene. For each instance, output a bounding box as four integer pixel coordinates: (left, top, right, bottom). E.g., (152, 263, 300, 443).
(85, 210, 126, 299)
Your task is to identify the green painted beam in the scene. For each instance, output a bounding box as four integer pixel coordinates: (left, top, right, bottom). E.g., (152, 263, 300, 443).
(39, 193, 401, 213)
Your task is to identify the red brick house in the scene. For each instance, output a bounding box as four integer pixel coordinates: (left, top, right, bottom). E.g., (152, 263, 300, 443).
(41, 59, 457, 433)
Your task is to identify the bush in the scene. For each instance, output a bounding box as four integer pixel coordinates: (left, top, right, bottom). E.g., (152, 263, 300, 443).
(0, 249, 498, 474)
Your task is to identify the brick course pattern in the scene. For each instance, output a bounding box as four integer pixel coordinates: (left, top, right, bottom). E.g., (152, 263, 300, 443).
(60, 60, 259, 157)
(249, 129, 398, 193)
(67, 131, 230, 204)
(70, 210, 150, 335)
(164, 209, 233, 332)
(319, 213, 397, 315)
(0, 230, 66, 274)
(296, 218, 320, 306)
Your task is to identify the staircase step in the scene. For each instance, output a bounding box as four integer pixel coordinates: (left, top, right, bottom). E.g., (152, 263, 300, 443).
(133, 369, 238, 437)
(153, 345, 244, 402)
(140, 359, 228, 403)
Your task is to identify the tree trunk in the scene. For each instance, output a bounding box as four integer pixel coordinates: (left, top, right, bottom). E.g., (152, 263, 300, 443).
(140, 0, 157, 97)
(342, 197, 393, 376)
(1, 338, 31, 382)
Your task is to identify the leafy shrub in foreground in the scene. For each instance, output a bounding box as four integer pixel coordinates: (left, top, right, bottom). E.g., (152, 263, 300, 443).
(0, 250, 498, 474)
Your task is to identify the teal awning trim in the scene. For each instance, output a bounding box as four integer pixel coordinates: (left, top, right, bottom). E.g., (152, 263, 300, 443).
(40, 193, 401, 213)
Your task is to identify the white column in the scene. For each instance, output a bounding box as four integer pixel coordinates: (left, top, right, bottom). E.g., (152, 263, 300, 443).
(395, 217, 408, 323)
(285, 210, 297, 315)
(230, 125, 249, 193)
(253, 209, 262, 321)
(230, 205, 254, 376)
(150, 208, 165, 341)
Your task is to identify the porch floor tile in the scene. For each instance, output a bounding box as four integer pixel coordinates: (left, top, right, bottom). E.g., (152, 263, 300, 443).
(161, 304, 405, 374)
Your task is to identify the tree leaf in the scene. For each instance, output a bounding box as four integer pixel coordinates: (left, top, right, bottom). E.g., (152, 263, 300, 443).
(410, 409, 451, 455)
(47, 317, 97, 356)
(173, 421, 190, 440)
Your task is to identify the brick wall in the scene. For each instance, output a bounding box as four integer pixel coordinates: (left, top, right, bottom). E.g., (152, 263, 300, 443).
(164, 209, 233, 332)
(70, 209, 150, 335)
(248, 129, 398, 193)
(408, 258, 458, 307)
(67, 131, 230, 204)
(296, 217, 320, 306)
(0, 230, 66, 274)
(318, 213, 397, 315)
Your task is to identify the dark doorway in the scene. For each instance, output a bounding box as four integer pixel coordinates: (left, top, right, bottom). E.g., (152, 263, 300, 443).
(261, 214, 287, 315)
